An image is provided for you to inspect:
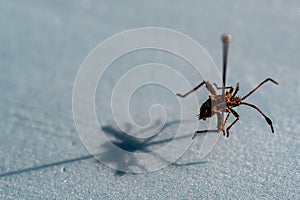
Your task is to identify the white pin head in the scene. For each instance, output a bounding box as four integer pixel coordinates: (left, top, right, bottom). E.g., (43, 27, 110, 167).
(222, 33, 231, 43)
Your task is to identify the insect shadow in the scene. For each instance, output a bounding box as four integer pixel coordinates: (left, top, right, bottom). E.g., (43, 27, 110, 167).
(96, 119, 206, 176)
(0, 120, 205, 178)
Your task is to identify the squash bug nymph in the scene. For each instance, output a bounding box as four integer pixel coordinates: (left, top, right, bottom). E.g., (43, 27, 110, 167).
(176, 34, 278, 139)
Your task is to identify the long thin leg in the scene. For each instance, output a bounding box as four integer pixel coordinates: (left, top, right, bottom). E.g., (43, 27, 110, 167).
(241, 102, 274, 133)
(176, 81, 206, 98)
(192, 130, 219, 139)
(193, 112, 225, 139)
(232, 83, 239, 97)
(225, 109, 240, 137)
(205, 81, 217, 95)
(222, 112, 231, 135)
(177, 81, 217, 98)
(217, 112, 226, 136)
(242, 78, 278, 100)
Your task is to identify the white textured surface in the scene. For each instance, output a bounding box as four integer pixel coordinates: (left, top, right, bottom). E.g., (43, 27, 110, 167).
(0, 1, 299, 199)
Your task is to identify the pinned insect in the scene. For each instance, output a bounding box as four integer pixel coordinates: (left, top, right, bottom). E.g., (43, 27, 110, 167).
(176, 34, 278, 139)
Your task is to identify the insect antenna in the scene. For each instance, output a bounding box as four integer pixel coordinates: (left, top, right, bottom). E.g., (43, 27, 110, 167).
(240, 102, 274, 133)
(241, 78, 278, 100)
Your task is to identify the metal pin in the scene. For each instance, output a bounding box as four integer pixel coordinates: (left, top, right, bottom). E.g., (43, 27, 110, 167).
(221, 33, 231, 90)
(221, 33, 231, 121)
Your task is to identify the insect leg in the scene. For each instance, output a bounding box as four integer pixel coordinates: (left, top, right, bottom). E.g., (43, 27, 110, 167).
(240, 102, 274, 133)
(205, 81, 217, 95)
(193, 112, 226, 139)
(241, 78, 278, 100)
(225, 109, 240, 137)
(232, 83, 239, 97)
(217, 112, 226, 136)
(222, 112, 231, 131)
(176, 81, 206, 98)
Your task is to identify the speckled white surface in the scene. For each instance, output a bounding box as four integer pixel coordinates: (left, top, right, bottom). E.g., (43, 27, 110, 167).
(0, 1, 299, 199)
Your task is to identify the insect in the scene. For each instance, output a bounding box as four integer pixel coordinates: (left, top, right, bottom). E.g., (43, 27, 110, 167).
(176, 34, 278, 139)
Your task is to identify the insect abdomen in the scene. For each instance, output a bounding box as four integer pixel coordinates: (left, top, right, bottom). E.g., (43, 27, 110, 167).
(199, 98, 212, 120)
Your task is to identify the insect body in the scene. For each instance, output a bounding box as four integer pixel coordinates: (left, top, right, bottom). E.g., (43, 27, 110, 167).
(176, 34, 278, 139)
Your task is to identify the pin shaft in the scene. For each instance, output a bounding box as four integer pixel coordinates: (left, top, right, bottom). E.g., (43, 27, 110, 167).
(221, 34, 231, 121)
